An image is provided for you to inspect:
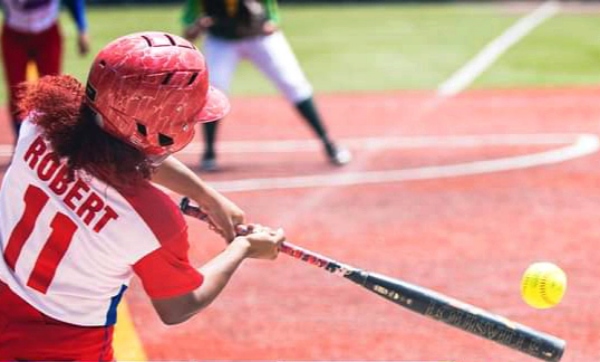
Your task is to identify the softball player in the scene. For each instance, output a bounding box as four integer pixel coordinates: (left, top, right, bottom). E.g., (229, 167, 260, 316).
(182, 0, 352, 171)
(0, 32, 284, 360)
(1, 0, 91, 140)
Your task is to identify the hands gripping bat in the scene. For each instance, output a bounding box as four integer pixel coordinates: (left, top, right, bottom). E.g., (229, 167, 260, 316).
(179, 197, 565, 361)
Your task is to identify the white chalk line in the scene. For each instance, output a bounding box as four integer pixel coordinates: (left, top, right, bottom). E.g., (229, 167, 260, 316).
(195, 133, 599, 193)
(437, 0, 560, 97)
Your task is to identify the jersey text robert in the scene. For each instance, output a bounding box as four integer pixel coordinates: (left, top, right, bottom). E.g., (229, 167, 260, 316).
(23, 135, 119, 233)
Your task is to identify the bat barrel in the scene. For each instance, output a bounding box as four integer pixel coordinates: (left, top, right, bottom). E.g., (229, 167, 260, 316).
(361, 272, 565, 362)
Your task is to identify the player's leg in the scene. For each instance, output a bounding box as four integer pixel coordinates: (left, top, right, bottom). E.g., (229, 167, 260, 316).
(200, 34, 240, 171)
(1, 24, 31, 140)
(245, 32, 351, 165)
(33, 23, 63, 77)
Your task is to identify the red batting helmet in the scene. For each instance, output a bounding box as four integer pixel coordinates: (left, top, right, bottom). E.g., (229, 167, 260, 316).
(85, 31, 229, 159)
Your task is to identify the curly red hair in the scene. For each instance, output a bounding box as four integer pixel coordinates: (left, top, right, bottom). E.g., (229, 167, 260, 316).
(17, 75, 153, 191)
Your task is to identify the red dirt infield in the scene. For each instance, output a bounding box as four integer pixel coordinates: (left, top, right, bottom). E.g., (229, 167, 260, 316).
(1, 88, 599, 362)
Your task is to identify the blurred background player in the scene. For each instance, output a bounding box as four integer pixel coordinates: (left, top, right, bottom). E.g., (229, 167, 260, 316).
(0, 0, 91, 141)
(0, 32, 284, 360)
(182, 0, 352, 171)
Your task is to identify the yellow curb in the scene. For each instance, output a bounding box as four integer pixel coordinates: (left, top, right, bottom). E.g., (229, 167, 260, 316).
(26, 61, 38, 82)
(113, 300, 148, 361)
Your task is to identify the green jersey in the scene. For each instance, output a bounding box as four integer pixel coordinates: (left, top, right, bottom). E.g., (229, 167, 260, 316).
(182, 0, 280, 40)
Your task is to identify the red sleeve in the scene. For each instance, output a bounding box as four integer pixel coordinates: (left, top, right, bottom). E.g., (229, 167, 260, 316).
(133, 226, 204, 299)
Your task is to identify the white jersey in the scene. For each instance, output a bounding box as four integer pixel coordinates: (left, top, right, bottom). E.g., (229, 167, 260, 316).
(0, 119, 203, 326)
(0, 0, 61, 33)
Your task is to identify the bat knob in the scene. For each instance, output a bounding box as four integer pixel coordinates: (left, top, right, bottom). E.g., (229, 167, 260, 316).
(180, 197, 190, 211)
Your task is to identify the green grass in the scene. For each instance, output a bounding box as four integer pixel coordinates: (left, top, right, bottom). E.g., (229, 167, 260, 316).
(237, 4, 517, 94)
(474, 13, 600, 88)
(2, 2, 600, 104)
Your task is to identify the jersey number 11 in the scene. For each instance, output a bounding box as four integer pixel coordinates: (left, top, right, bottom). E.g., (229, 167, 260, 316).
(4, 184, 78, 294)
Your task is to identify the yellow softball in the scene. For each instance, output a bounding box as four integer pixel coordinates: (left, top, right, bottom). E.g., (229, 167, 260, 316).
(521, 262, 567, 309)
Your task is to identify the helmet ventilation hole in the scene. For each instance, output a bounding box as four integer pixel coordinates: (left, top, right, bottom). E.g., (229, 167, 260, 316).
(141, 35, 152, 47)
(85, 83, 97, 101)
(187, 73, 198, 86)
(158, 134, 174, 146)
(162, 73, 174, 85)
(136, 122, 147, 136)
(164, 34, 176, 46)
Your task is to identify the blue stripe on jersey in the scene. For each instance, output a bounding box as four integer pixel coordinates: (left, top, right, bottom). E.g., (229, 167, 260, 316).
(105, 284, 127, 326)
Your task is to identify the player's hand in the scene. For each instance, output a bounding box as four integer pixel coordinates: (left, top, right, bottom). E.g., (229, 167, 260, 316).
(199, 191, 245, 242)
(77, 32, 91, 56)
(234, 225, 285, 260)
(184, 16, 214, 41)
(262, 21, 279, 35)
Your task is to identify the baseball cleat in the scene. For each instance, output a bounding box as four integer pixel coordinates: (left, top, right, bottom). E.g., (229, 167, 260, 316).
(200, 156, 219, 172)
(325, 143, 352, 166)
